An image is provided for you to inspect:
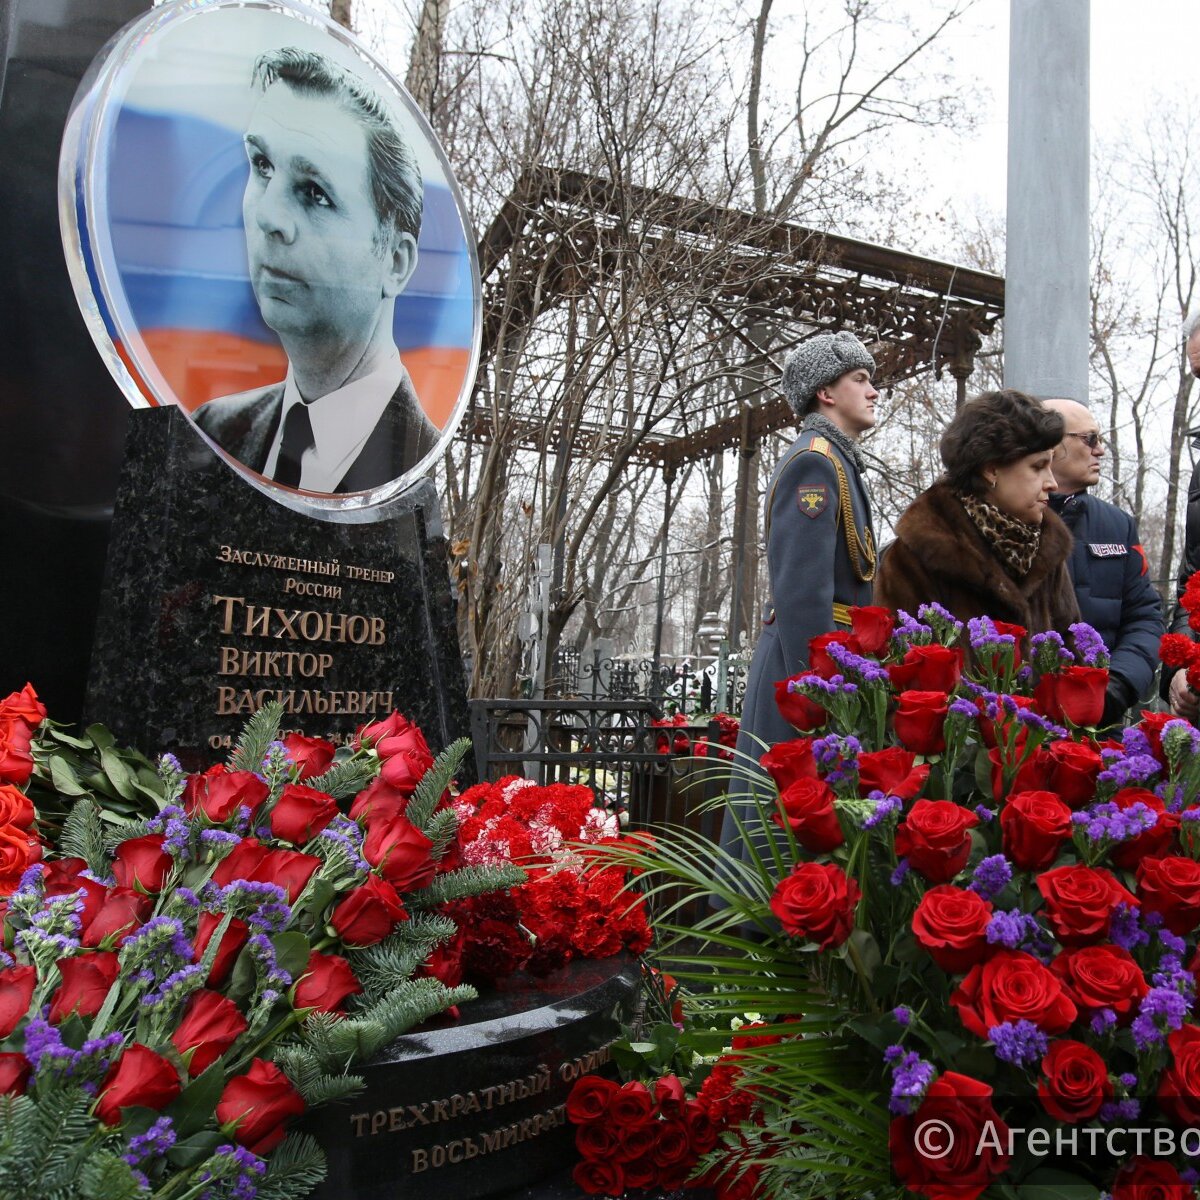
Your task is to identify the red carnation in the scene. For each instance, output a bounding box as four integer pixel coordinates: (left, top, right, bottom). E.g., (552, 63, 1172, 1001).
(1160, 632, 1200, 670)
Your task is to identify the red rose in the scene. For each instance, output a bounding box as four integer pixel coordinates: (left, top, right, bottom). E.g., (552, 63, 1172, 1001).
(281, 732, 335, 780)
(849, 606, 895, 656)
(572, 1159, 625, 1197)
(807, 631, 855, 679)
(194, 911, 250, 986)
(912, 886, 993, 974)
(47, 952, 120, 1024)
(1050, 944, 1148, 1020)
(172, 989, 249, 1075)
(651, 1119, 692, 1168)
(81, 887, 152, 948)
(889, 1072, 1009, 1200)
(1137, 856, 1200, 935)
(759, 738, 818, 790)
(858, 747, 930, 800)
(0, 683, 46, 730)
(575, 1121, 619, 1162)
(292, 950, 362, 1014)
(213, 839, 321, 902)
(977, 694, 1036, 749)
(1034, 665, 1108, 727)
(217, 1058, 306, 1154)
(269, 783, 339, 845)
(1037, 1039, 1112, 1123)
(567, 1075, 620, 1124)
(44, 860, 107, 928)
(684, 1098, 719, 1153)
(893, 691, 950, 756)
(894, 800, 979, 884)
(609, 1080, 655, 1129)
(363, 815, 435, 892)
(0, 784, 34, 829)
(0, 823, 40, 892)
(770, 862, 860, 949)
(1138, 710, 1174, 764)
(1044, 738, 1102, 808)
(330, 874, 408, 947)
(951, 949, 1077, 1037)
(0, 1053, 29, 1096)
(887, 644, 964, 693)
(1112, 1157, 1192, 1200)
(358, 711, 430, 756)
(94, 1044, 182, 1125)
(1000, 790, 1073, 870)
(0, 719, 33, 785)
(1159, 1024, 1200, 1127)
(1110, 789, 1178, 870)
(774, 777, 843, 853)
(111, 834, 174, 894)
(1036, 865, 1136, 945)
(654, 1073, 686, 1117)
(0, 965, 36, 1037)
(418, 928, 464, 990)
(773, 679, 828, 732)
(182, 766, 269, 822)
(615, 1123, 657, 1163)
(379, 747, 434, 796)
(347, 777, 411, 825)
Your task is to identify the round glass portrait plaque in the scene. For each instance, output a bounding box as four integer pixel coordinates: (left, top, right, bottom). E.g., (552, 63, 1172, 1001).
(60, 0, 480, 518)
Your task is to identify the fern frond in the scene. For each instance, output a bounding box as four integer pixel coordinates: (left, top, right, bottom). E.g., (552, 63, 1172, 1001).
(230, 702, 284, 773)
(257, 1133, 328, 1200)
(59, 800, 109, 879)
(407, 863, 525, 908)
(305, 757, 377, 801)
(404, 738, 471, 832)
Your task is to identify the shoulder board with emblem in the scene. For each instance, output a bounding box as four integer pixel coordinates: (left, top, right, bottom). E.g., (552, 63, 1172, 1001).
(804, 435, 832, 457)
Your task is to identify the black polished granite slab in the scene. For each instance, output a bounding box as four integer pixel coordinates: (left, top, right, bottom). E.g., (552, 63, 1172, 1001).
(85, 407, 469, 766)
(306, 956, 640, 1200)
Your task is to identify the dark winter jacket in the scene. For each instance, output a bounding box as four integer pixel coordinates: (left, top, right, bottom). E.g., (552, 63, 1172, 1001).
(1168, 459, 1200, 637)
(1050, 490, 1163, 715)
(874, 482, 1080, 639)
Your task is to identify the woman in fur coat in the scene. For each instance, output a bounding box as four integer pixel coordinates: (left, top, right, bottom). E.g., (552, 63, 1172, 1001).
(875, 389, 1080, 636)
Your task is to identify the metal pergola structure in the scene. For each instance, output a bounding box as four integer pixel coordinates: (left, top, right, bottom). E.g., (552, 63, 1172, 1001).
(461, 166, 1006, 672)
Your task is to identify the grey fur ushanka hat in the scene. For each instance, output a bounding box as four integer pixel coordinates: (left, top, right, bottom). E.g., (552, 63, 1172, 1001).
(782, 331, 875, 416)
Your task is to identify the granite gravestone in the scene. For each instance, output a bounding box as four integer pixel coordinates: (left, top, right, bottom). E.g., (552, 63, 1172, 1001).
(86, 406, 468, 765)
(306, 956, 639, 1200)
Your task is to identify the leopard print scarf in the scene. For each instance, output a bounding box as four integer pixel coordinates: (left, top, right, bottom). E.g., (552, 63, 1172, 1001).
(957, 491, 1042, 579)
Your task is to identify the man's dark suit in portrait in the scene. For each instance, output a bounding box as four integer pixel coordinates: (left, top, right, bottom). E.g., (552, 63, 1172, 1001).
(195, 47, 437, 494)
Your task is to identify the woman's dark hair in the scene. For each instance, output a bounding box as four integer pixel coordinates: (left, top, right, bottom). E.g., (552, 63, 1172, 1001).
(939, 389, 1064, 493)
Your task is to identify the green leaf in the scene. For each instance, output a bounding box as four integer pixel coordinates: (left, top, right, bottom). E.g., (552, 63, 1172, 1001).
(169, 1062, 227, 1139)
(86, 724, 116, 750)
(48, 756, 88, 797)
(98, 747, 139, 801)
(273, 931, 313, 981)
(166, 1129, 226, 1168)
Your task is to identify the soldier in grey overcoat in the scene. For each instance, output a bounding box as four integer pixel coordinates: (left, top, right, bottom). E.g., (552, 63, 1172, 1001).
(724, 332, 879, 828)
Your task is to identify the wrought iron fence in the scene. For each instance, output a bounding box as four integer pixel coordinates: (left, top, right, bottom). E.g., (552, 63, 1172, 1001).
(548, 647, 748, 716)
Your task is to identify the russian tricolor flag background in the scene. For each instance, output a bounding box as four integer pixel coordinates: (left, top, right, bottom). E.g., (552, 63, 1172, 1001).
(90, 6, 478, 433)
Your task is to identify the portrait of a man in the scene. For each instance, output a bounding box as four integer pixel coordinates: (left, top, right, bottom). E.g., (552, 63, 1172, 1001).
(194, 46, 438, 494)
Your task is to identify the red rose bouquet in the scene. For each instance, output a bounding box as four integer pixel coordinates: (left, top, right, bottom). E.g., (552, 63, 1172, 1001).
(0, 691, 524, 1200)
(577, 602, 1200, 1199)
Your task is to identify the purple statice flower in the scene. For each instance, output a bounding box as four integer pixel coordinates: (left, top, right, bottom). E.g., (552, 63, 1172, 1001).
(24, 1017, 123, 1082)
(172, 887, 201, 911)
(1164, 719, 1200, 766)
(1120, 726, 1154, 758)
(200, 828, 241, 855)
(247, 933, 293, 990)
(262, 740, 293, 782)
(158, 753, 183, 778)
(1016, 665, 1035, 687)
(969, 855, 1012, 901)
(986, 910, 1042, 951)
(1097, 753, 1162, 792)
(199, 1143, 267, 1200)
(967, 617, 1016, 662)
(1132, 986, 1190, 1050)
(862, 792, 902, 830)
(15, 891, 84, 962)
(1072, 801, 1157, 845)
(1150, 953, 1195, 998)
(140, 963, 206, 1014)
(1118, 1072, 1138, 1090)
(893, 1006, 912, 1027)
(989, 1020, 1049, 1067)
(1109, 903, 1150, 952)
(890, 859, 910, 886)
(314, 826, 369, 873)
(162, 815, 193, 860)
(326, 814, 365, 848)
(886, 1047, 936, 1115)
(825, 640, 890, 685)
(11, 863, 46, 907)
(812, 733, 862, 788)
(1090, 1008, 1118, 1037)
(1100, 1098, 1142, 1123)
(949, 698, 979, 720)
(214, 880, 289, 916)
(0, 950, 12, 969)
(123, 915, 194, 967)
(892, 608, 934, 646)
(916, 602, 963, 642)
(1069, 622, 1110, 667)
(123, 1115, 176, 1171)
(1160, 929, 1189, 957)
(147, 804, 188, 834)
(1014, 709, 1069, 740)
(232, 806, 253, 835)
(1031, 630, 1073, 673)
(974, 805, 996, 824)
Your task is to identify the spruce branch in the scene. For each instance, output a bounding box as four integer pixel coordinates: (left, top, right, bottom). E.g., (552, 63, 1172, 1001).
(229, 702, 284, 773)
(405, 738, 471, 833)
(407, 863, 526, 909)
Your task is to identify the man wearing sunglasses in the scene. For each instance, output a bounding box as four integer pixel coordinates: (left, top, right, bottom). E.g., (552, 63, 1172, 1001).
(1043, 397, 1163, 727)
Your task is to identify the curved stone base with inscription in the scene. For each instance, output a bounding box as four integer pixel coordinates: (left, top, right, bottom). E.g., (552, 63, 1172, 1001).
(304, 955, 639, 1200)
